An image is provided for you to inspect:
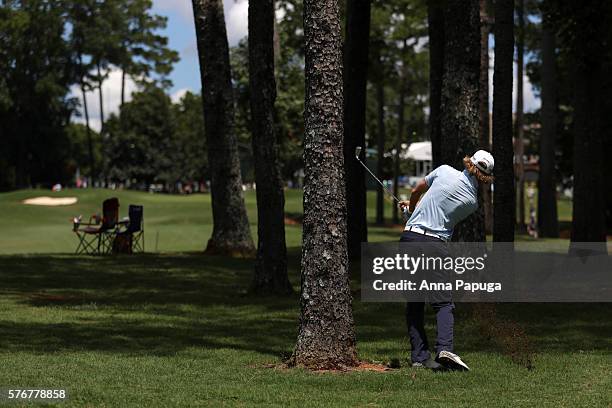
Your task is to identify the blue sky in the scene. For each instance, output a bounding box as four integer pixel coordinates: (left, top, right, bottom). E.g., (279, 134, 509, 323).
(73, 0, 539, 132)
(73, 0, 249, 131)
(151, 0, 249, 101)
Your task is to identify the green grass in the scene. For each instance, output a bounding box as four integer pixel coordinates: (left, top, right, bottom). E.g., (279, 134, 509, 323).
(0, 189, 609, 407)
(0, 254, 610, 407)
(0, 188, 301, 254)
(0, 188, 569, 254)
(0, 188, 402, 254)
(517, 185, 573, 226)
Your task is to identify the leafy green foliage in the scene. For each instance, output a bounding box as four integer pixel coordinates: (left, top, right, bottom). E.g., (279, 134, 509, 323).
(64, 123, 103, 178)
(0, 1, 78, 189)
(171, 91, 208, 182)
(230, 12, 306, 183)
(522, 0, 612, 187)
(0, 0, 177, 190)
(104, 85, 174, 184)
(104, 86, 206, 187)
(366, 0, 429, 179)
(114, 0, 179, 89)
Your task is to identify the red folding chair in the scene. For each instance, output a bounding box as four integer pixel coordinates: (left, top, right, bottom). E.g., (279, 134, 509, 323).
(74, 198, 120, 255)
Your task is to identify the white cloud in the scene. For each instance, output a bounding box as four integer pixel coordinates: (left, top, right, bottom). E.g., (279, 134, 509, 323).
(488, 47, 541, 113)
(171, 88, 190, 103)
(152, 0, 194, 23)
(71, 68, 138, 132)
(224, 0, 248, 46)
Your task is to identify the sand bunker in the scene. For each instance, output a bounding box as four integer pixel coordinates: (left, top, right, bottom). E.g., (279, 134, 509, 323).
(22, 196, 78, 206)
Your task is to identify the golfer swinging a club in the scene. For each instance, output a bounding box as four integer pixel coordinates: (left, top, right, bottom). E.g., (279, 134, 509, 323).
(398, 150, 494, 371)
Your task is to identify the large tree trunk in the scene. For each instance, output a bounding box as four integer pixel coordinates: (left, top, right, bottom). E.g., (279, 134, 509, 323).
(427, 0, 444, 168)
(605, 9, 612, 235)
(375, 80, 385, 225)
(392, 85, 406, 225)
(479, 0, 493, 235)
(514, 0, 525, 229)
(343, 0, 371, 258)
(192, 0, 255, 256)
(492, 0, 515, 242)
(248, 0, 292, 294)
(440, 0, 484, 241)
(569, 1, 607, 246)
(537, 16, 559, 238)
(291, 0, 357, 369)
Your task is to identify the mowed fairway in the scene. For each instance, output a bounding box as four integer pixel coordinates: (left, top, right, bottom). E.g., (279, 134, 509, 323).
(0, 188, 416, 254)
(0, 188, 301, 254)
(0, 189, 609, 407)
(0, 188, 573, 254)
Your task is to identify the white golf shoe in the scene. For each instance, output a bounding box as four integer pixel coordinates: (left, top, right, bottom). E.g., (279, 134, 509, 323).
(437, 350, 470, 371)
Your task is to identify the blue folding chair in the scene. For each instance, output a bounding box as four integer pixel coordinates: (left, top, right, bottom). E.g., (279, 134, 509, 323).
(115, 205, 144, 253)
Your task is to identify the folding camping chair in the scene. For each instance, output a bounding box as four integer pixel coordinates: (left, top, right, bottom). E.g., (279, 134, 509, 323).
(74, 198, 120, 255)
(114, 205, 144, 254)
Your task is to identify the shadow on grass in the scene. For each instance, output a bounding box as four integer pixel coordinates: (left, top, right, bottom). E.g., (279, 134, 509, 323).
(0, 254, 610, 358)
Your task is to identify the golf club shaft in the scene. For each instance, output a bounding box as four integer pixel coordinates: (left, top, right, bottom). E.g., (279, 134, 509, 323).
(355, 157, 400, 203)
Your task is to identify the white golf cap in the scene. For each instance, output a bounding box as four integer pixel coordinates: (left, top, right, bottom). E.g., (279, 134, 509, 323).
(470, 150, 494, 175)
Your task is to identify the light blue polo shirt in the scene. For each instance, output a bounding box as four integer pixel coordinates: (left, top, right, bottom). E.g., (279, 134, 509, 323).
(405, 165, 478, 241)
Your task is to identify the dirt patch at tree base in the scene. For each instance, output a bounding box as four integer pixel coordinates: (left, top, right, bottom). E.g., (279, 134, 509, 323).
(255, 361, 396, 373)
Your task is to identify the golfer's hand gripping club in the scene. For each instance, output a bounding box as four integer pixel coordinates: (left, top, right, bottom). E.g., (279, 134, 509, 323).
(398, 200, 412, 220)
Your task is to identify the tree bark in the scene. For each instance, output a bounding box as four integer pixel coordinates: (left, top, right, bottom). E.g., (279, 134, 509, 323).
(514, 0, 525, 229)
(192, 0, 255, 256)
(343, 0, 371, 258)
(78, 53, 95, 180)
(80, 82, 95, 180)
(427, 0, 444, 168)
(492, 0, 515, 242)
(440, 0, 484, 241)
(375, 80, 385, 225)
(537, 17, 559, 238)
(393, 85, 406, 225)
(96, 62, 105, 127)
(479, 0, 493, 235)
(569, 1, 607, 246)
(248, 0, 292, 294)
(605, 8, 612, 236)
(291, 0, 357, 369)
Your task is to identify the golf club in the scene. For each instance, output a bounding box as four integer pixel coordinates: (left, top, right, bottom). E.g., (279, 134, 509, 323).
(354, 146, 401, 203)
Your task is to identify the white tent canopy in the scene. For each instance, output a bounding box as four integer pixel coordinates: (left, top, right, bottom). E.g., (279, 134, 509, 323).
(401, 141, 432, 183)
(401, 141, 431, 161)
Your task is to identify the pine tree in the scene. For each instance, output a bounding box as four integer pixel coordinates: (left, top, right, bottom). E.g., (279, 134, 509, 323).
(291, 0, 357, 369)
(439, 0, 484, 241)
(427, 0, 444, 168)
(343, 0, 371, 258)
(192, 0, 255, 256)
(537, 9, 559, 238)
(492, 0, 515, 242)
(248, 0, 293, 294)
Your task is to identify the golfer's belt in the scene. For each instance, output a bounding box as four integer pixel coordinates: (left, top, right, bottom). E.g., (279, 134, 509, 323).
(404, 226, 446, 241)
